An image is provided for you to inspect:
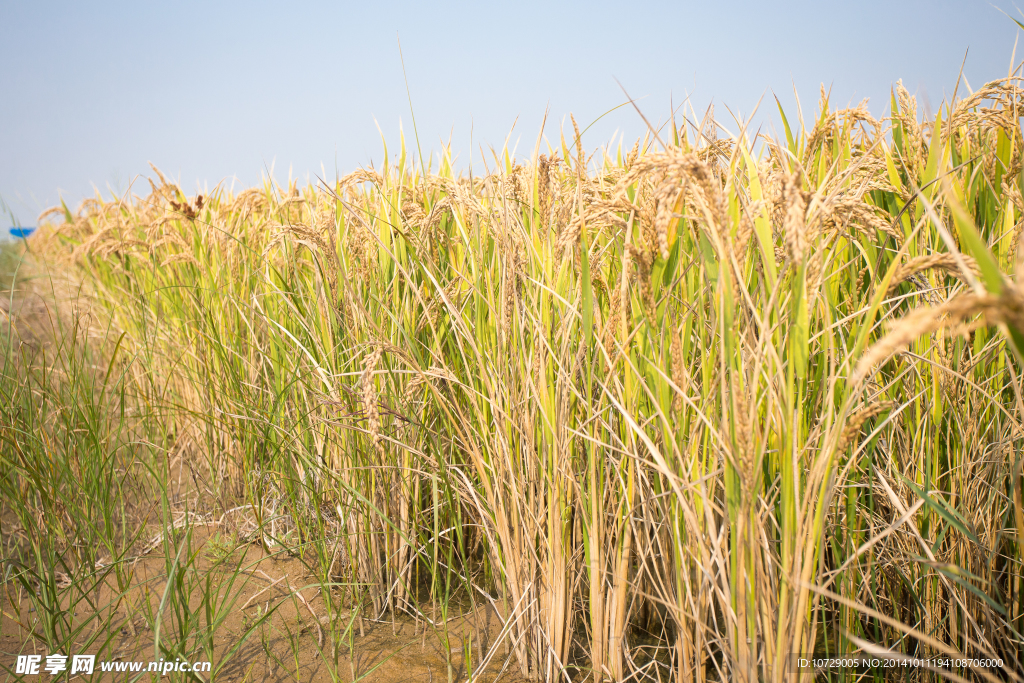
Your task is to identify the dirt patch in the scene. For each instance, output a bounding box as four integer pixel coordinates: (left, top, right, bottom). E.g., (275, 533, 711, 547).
(1, 522, 527, 683)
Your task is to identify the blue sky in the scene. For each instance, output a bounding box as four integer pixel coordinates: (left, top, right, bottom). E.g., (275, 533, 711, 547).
(1, 0, 1022, 226)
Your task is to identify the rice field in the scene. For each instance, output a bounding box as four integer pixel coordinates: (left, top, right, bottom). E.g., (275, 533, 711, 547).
(4, 75, 1024, 682)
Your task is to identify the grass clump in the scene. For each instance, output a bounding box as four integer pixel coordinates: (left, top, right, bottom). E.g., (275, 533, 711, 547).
(14, 73, 1024, 682)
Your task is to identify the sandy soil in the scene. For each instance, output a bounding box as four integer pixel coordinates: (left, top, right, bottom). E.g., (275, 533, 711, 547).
(1, 523, 529, 683)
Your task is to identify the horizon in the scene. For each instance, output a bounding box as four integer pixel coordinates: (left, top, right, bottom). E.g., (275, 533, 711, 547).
(3, 0, 1023, 228)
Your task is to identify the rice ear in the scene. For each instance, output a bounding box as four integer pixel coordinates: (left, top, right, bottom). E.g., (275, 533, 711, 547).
(838, 400, 894, 451)
(783, 171, 808, 263)
(361, 346, 383, 449)
(853, 293, 1001, 384)
(887, 253, 981, 293)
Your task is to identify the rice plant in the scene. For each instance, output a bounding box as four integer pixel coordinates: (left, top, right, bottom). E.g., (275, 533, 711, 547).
(18, 72, 1024, 682)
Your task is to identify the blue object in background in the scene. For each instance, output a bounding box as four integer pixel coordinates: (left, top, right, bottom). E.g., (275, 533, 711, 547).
(8, 227, 35, 239)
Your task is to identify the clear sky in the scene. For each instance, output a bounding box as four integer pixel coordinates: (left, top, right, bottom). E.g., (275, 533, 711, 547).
(1, 0, 1022, 227)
